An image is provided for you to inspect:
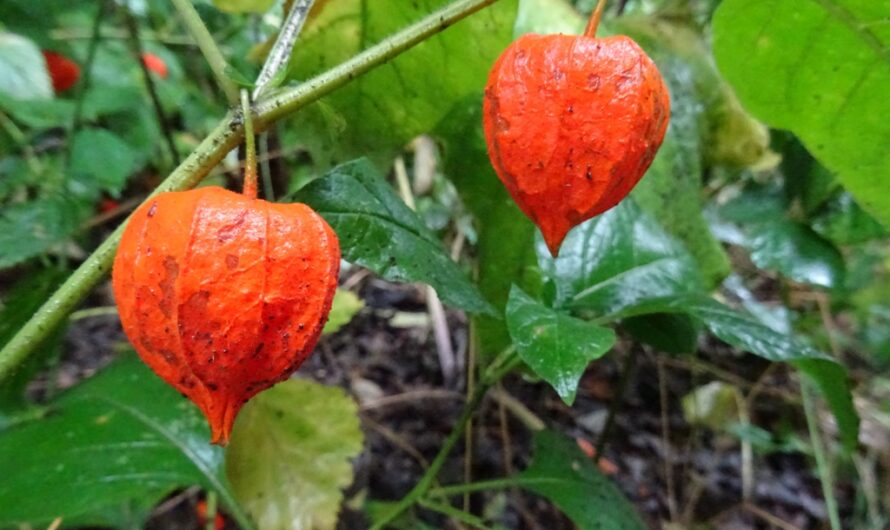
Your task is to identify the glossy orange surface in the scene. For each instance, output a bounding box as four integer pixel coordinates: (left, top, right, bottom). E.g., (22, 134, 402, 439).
(112, 187, 340, 444)
(483, 33, 670, 256)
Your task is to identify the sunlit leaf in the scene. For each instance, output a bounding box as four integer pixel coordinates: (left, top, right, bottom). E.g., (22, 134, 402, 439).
(287, 0, 518, 166)
(323, 289, 364, 335)
(713, 0, 890, 228)
(226, 379, 363, 530)
(0, 32, 52, 100)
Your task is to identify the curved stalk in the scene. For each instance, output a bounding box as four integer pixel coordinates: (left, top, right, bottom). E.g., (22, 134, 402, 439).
(170, 0, 240, 103)
(0, 0, 506, 382)
(369, 347, 519, 530)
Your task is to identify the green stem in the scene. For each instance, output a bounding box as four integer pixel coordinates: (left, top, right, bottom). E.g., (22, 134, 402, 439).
(204, 491, 218, 530)
(370, 346, 518, 530)
(259, 132, 275, 201)
(170, 0, 239, 104)
(255, 0, 504, 125)
(429, 477, 522, 498)
(252, 0, 316, 98)
(69, 0, 105, 148)
(69, 306, 119, 321)
(122, 2, 180, 165)
(416, 498, 495, 530)
(0, 116, 241, 383)
(801, 378, 842, 530)
(0, 0, 506, 382)
(594, 346, 638, 462)
(240, 90, 258, 199)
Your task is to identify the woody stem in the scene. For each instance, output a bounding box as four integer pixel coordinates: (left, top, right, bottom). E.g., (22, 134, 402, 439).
(584, 0, 609, 37)
(240, 90, 258, 199)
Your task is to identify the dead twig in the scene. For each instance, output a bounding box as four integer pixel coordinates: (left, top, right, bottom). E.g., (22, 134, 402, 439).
(359, 389, 464, 412)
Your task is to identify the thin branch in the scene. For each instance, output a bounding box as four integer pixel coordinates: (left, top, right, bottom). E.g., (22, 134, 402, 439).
(69, 0, 106, 147)
(430, 477, 522, 498)
(255, 0, 504, 125)
(370, 346, 519, 530)
(489, 386, 545, 431)
(417, 498, 495, 530)
(657, 358, 678, 521)
(594, 346, 638, 462)
(203, 491, 217, 530)
(169, 0, 239, 103)
(801, 379, 842, 530)
(121, 4, 180, 166)
(253, 0, 316, 98)
(742, 503, 801, 530)
(0, 0, 506, 387)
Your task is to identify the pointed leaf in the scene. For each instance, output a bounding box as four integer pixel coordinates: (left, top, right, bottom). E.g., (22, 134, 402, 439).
(0, 355, 251, 529)
(607, 294, 859, 451)
(537, 199, 704, 318)
(293, 158, 494, 315)
(506, 286, 615, 405)
(516, 430, 646, 530)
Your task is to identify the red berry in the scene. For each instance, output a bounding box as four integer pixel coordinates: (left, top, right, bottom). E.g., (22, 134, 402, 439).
(141, 52, 168, 79)
(42, 50, 80, 93)
(112, 186, 340, 444)
(483, 31, 670, 256)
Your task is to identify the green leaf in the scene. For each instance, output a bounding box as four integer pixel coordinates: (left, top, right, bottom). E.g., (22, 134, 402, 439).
(630, 55, 730, 286)
(516, 430, 646, 530)
(0, 93, 73, 129)
(614, 15, 775, 170)
(624, 294, 859, 451)
(712, 0, 890, 228)
(514, 0, 585, 35)
(213, 0, 275, 13)
(0, 266, 67, 413)
(812, 193, 888, 246)
(714, 186, 846, 288)
(632, 123, 730, 288)
(226, 379, 363, 530)
(293, 158, 494, 315)
(0, 194, 87, 270)
(681, 381, 741, 432)
(506, 286, 615, 405)
(71, 128, 138, 197)
(287, 0, 518, 166)
(537, 198, 705, 318)
(0, 32, 52, 100)
(436, 97, 540, 357)
(323, 289, 364, 335)
(0, 355, 251, 529)
(747, 220, 846, 289)
(621, 313, 701, 355)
